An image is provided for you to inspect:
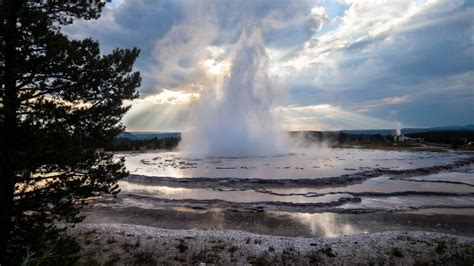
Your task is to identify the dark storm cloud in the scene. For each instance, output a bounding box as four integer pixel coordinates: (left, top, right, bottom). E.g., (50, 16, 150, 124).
(64, 0, 184, 95)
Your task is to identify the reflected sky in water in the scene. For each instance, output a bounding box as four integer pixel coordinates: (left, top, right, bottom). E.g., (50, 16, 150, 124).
(118, 149, 467, 179)
(118, 181, 352, 204)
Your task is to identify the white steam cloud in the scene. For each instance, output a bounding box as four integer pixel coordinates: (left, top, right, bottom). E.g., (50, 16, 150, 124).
(395, 122, 402, 136)
(180, 29, 287, 158)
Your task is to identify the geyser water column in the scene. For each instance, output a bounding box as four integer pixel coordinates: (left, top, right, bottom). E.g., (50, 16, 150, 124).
(181, 29, 287, 158)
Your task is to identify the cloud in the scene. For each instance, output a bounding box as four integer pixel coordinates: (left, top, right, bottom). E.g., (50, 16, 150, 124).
(132, 89, 200, 105)
(278, 0, 466, 74)
(150, 2, 219, 91)
(280, 0, 473, 127)
(65, 0, 328, 91)
(354, 95, 410, 113)
(63, 0, 474, 130)
(63, 0, 184, 95)
(274, 104, 395, 131)
(122, 90, 197, 132)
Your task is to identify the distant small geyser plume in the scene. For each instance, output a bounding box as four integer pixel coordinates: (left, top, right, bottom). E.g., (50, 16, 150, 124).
(395, 122, 402, 137)
(180, 29, 287, 158)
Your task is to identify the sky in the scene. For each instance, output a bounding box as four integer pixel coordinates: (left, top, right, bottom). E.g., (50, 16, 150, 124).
(64, 0, 474, 131)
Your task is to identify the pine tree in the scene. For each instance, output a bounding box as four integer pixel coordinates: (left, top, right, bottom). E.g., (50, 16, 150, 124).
(0, 0, 141, 263)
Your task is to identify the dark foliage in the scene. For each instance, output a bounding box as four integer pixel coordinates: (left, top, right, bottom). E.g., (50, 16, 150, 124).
(335, 132, 393, 143)
(106, 137, 181, 151)
(406, 131, 474, 146)
(0, 0, 141, 264)
(289, 131, 393, 144)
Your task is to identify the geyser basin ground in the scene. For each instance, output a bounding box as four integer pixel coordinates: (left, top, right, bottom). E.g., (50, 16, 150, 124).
(81, 148, 474, 238)
(118, 148, 469, 179)
(78, 148, 474, 264)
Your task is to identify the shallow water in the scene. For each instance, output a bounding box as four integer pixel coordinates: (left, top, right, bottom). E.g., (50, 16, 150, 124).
(409, 171, 474, 185)
(339, 196, 474, 210)
(84, 149, 474, 237)
(266, 175, 474, 194)
(114, 149, 474, 212)
(118, 149, 467, 179)
(118, 181, 353, 204)
(82, 206, 474, 238)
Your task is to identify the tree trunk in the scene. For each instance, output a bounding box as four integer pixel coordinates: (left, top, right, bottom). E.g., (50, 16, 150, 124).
(0, 0, 20, 263)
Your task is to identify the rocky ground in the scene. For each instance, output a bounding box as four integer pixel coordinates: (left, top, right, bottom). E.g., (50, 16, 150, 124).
(70, 223, 474, 265)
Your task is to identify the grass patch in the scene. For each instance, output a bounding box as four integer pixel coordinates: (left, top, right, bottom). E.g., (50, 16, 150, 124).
(132, 252, 156, 265)
(305, 249, 323, 264)
(435, 241, 447, 255)
(192, 248, 220, 264)
(121, 240, 140, 252)
(175, 239, 189, 253)
(320, 245, 336, 257)
(389, 247, 404, 258)
(104, 253, 120, 266)
(248, 251, 274, 265)
(281, 243, 301, 264)
(227, 245, 239, 254)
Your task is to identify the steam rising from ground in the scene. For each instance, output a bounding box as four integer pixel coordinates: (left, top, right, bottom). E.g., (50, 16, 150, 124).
(180, 29, 287, 158)
(395, 122, 402, 136)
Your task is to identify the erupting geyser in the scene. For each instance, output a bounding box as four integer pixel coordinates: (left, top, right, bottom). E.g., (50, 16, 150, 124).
(180, 29, 287, 158)
(395, 122, 402, 137)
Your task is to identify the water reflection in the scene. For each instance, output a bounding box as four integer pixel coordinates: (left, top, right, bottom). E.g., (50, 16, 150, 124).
(351, 196, 474, 210)
(409, 171, 474, 185)
(118, 149, 466, 179)
(118, 180, 351, 204)
(84, 204, 474, 238)
(269, 175, 474, 194)
(282, 212, 362, 237)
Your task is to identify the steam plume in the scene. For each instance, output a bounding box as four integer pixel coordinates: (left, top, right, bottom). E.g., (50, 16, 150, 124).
(180, 29, 287, 158)
(395, 122, 401, 136)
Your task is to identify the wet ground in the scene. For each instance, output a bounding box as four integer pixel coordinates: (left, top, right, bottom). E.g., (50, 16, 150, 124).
(118, 149, 470, 179)
(84, 148, 474, 238)
(82, 207, 474, 238)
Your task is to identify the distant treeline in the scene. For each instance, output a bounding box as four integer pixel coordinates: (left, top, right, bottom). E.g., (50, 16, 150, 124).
(290, 131, 393, 143)
(296, 131, 474, 145)
(107, 130, 473, 151)
(406, 131, 474, 145)
(106, 136, 181, 151)
(336, 132, 393, 143)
